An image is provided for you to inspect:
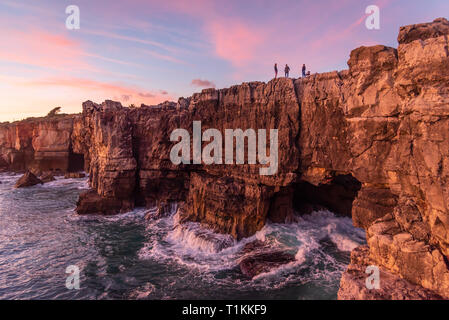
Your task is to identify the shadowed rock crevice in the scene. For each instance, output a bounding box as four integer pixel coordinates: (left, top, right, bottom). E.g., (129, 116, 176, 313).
(292, 174, 362, 217)
(131, 128, 144, 207)
(68, 151, 84, 173)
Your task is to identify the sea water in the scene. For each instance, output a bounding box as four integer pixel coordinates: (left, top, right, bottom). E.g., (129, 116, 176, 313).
(0, 173, 365, 300)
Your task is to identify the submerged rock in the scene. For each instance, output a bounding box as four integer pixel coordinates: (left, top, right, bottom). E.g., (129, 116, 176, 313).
(238, 240, 295, 278)
(40, 172, 56, 183)
(15, 171, 43, 188)
(239, 251, 295, 279)
(240, 240, 271, 254)
(76, 189, 133, 215)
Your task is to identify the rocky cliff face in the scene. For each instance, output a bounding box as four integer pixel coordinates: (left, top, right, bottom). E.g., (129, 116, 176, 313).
(1, 18, 449, 299)
(75, 81, 301, 240)
(0, 115, 84, 174)
(338, 18, 449, 299)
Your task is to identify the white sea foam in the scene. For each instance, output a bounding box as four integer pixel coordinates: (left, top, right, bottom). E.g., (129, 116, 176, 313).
(0, 172, 89, 190)
(0, 170, 367, 299)
(0, 173, 22, 186)
(138, 208, 249, 272)
(168, 223, 235, 253)
(68, 207, 148, 223)
(138, 208, 366, 286)
(42, 174, 89, 189)
(128, 282, 156, 299)
(248, 210, 366, 281)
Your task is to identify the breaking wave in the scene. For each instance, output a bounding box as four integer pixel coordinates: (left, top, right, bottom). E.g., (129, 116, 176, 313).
(0, 172, 365, 299)
(138, 207, 366, 296)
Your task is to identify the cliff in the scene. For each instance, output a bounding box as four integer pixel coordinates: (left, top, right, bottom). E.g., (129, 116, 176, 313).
(1, 17, 449, 299)
(0, 114, 84, 174)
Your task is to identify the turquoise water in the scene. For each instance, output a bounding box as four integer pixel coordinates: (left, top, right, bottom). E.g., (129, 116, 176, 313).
(0, 173, 365, 300)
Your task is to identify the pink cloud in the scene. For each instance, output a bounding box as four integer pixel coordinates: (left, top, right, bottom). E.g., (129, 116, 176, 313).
(191, 79, 216, 88)
(144, 1, 266, 67)
(0, 21, 144, 73)
(207, 19, 264, 66)
(138, 92, 155, 98)
(0, 28, 92, 72)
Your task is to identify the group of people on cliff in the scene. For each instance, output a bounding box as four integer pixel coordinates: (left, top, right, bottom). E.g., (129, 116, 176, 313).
(274, 63, 310, 79)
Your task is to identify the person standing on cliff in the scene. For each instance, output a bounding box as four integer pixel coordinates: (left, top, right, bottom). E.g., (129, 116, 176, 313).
(302, 64, 306, 77)
(284, 64, 290, 78)
(274, 63, 278, 79)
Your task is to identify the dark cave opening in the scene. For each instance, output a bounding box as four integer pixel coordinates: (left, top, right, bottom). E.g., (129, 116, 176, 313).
(292, 174, 362, 217)
(68, 152, 85, 172)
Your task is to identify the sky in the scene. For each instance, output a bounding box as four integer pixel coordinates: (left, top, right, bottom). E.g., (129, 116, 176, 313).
(0, 0, 448, 122)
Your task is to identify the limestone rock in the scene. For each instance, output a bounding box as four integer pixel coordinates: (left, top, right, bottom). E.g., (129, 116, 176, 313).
(15, 171, 43, 188)
(338, 246, 443, 300)
(1, 17, 449, 299)
(398, 18, 449, 44)
(238, 241, 296, 278)
(0, 115, 82, 173)
(76, 189, 134, 215)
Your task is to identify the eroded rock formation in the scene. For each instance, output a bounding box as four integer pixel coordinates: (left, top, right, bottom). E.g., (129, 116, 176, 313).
(1, 18, 449, 299)
(15, 171, 43, 188)
(338, 245, 443, 300)
(238, 240, 296, 278)
(0, 114, 84, 174)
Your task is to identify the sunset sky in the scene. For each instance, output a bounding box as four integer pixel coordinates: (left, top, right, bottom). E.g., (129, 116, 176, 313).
(0, 0, 448, 122)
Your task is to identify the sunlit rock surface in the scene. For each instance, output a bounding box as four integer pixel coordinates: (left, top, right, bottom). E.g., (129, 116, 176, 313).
(1, 18, 449, 299)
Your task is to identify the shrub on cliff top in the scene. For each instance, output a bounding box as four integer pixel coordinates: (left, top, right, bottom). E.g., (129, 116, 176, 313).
(46, 107, 61, 117)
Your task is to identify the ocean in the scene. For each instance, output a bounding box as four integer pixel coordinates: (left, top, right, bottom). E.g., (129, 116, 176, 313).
(0, 172, 365, 300)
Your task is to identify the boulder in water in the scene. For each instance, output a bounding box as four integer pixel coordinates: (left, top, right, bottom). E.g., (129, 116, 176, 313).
(238, 240, 295, 278)
(64, 172, 86, 179)
(40, 172, 56, 183)
(15, 171, 43, 188)
(76, 189, 134, 215)
(240, 240, 271, 254)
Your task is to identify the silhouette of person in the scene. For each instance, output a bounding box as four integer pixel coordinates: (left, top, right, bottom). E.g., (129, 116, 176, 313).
(285, 64, 290, 78)
(302, 64, 306, 77)
(274, 63, 278, 79)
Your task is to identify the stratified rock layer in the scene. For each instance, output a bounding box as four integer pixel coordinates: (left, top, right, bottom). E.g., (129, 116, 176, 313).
(1, 18, 449, 299)
(338, 246, 443, 300)
(0, 114, 84, 174)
